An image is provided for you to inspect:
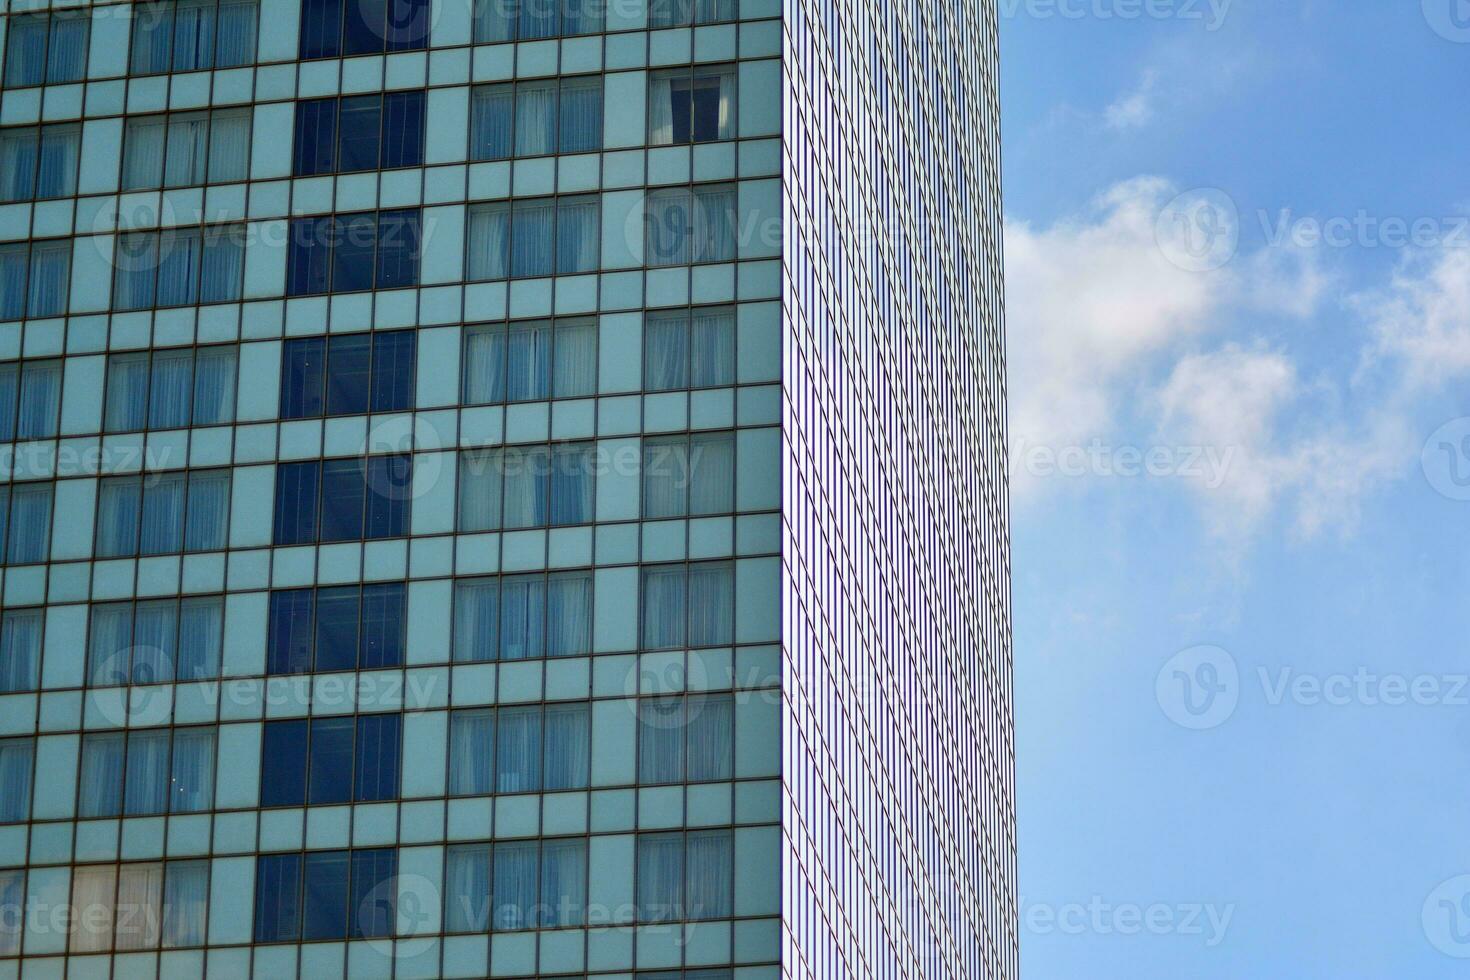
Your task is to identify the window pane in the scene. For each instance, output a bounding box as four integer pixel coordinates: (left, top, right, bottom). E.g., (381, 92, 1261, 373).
(0, 739, 33, 823)
(499, 574, 545, 660)
(216, 0, 258, 66)
(691, 66, 736, 142)
(688, 562, 734, 646)
(299, 0, 343, 59)
(314, 586, 361, 672)
(555, 196, 599, 274)
(267, 589, 315, 675)
(689, 431, 735, 514)
(355, 714, 400, 801)
(0, 364, 14, 441)
(87, 603, 134, 687)
(282, 336, 326, 419)
(26, 240, 70, 318)
(0, 869, 20, 954)
(208, 109, 252, 182)
(453, 580, 499, 664)
(645, 188, 692, 266)
(467, 203, 510, 280)
(471, 84, 513, 160)
(510, 200, 554, 278)
(382, 91, 424, 168)
(0, 244, 27, 320)
(370, 329, 416, 412)
(0, 609, 43, 693)
(124, 729, 171, 815)
(449, 708, 495, 795)
(550, 443, 593, 525)
(164, 112, 210, 187)
(463, 324, 507, 404)
(644, 311, 690, 391)
(639, 698, 685, 784)
(46, 13, 89, 84)
(647, 69, 683, 145)
(106, 352, 151, 431)
(169, 727, 215, 813)
(288, 217, 332, 295)
(149, 349, 194, 429)
(337, 95, 382, 172)
(69, 865, 117, 953)
(637, 833, 684, 922)
(333, 213, 377, 292)
(17, 359, 60, 439)
(185, 470, 231, 551)
(553, 317, 596, 398)
(0, 129, 38, 203)
(386, 0, 430, 51)
(644, 438, 688, 519)
(495, 705, 540, 793)
(365, 454, 410, 539)
(686, 694, 734, 781)
(4, 17, 49, 89)
(192, 345, 238, 425)
(326, 333, 372, 416)
(294, 98, 338, 176)
(501, 446, 548, 528)
(132, 599, 178, 684)
(177, 596, 224, 681)
(514, 81, 556, 157)
(97, 478, 142, 558)
(457, 452, 503, 532)
(687, 829, 733, 919)
(543, 703, 588, 790)
(7, 483, 51, 563)
(376, 209, 421, 289)
(261, 719, 308, 807)
(254, 853, 303, 942)
(161, 861, 209, 948)
(545, 571, 592, 657)
(114, 234, 159, 310)
(273, 460, 321, 545)
(445, 844, 490, 931)
(117, 864, 165, 950)
(491, 841, 537, 930)
(562, 0, 602, 36)
(132, 5, 175, 75)
(349, 848, 396, 939)
(171, 0, 219, 72)
(539, 838, 586, 926)
(360, 582, 405, 668)
(693, 185, 738, 262)
(343, 0, 388, 55)
(301, 850, 350, 940)
(199, 225, 245, 303)
(642, 565, 687, 649)
(78, 732, 124, 818)
(35, 124, 80, 198)
(156, 229, 203, 306)
(518, 0, 556, 37)
(308, 717, 355, 804)
(472, 0, 514, 42)
(320, 458, 366, 541)
(506, 320, 550, 401)
(690, 307, 736, 387)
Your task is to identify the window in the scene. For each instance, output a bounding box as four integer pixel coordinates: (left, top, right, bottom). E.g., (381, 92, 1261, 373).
(638, 694, 734, 784)
(456, 442, 595, 533)
(643, 431, 736, 518)
(288, 210, 421, 295)
(280, 330, 416, 419)
(0, 608, 43, 694)
(648, 0, 737, 28)
(0, 123, 81, 202)
(299, 0, 430, 59)
(105, 345, 238, 433)
(66, 861, 209, 953)
(463, 318, 596, 405)
(442, 837, 586, 933)
(254, 848, 397, 943)
(453, 570, 593, 663)
(471, 0, 602, 42)
(648, 65, 735, 145)
(130, 0, 258, 75)
(86, 597, 225, 686)
(0, 239, 71, 320)
(641, 561, 734, 650)
(0, 358, 63, 441)
(447, 703, 590, 795)
(273, 456, 411, 545)
(0, 738, 33, 823)
(636, 830, 733, 922)
(112, 226, 247, 310)
(0, 483, 53, 565)
(293, 91, 425, 176)
(644, 307, 736, 391)
(122, 109, 251, 190)
(466, 197, 599, 281)
(77, 726, 217, 818)
(2, 11, 89, 88)
(470, 76, 602, 161)
(0, 869, 22, 955)
(95, 469, 232, 558)
(261, 713, 401, 807)
(645, 184, 737, 266)
(267, 583, 407, 674)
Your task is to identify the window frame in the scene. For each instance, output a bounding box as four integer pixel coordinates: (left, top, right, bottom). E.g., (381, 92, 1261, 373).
(121, 107, 254, 191)
(93, 468, 234, 559)
(110, 224, 248, 312)
(292, 90, 427, 177)
(469, 74, 604, 162)
(465, 195, 601, 282)
(128, 0, 261, 76)
(279, 329, 418, 420)
(2, 10, 91, 89)
(286, 208, 423, 296)
(266, 582, 409, 675)
(0, 237, 73, 321)
(0, 122, 82, 202)
(272, 454, 413, 546)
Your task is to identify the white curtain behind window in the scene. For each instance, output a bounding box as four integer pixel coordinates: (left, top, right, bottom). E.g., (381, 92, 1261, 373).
(637, 833, 684, 921)
(552, 318, 596, 397)
(3, 17, 48, 88)
(131, 599, 179, 685)
(124, 117, 168, 190)
(645, 189, 691, 266)
(643, 438, 689, 519)
(199, 226, 245, 303)
(161, 861, 209, 947)
(0, 609, 42, 693)
(0, 129, 36, 202)
(491, 841, 538, 930)
(68, 865, 118, 952)
(472, 0, 514, 43)
(45, 13, 89, 84)
(445, 844, 491, 931)
(638, 698, 685, 784)
(124, 729, 171, 815)
(688, 562, 734, 647)
(26, 240, 70, 318)
(642, 565, 687, 649)
(692, 185, 738, 263)
(506, 320, 550, 400)
(457, 453, 503, 532)
(495, 706, 540, 793)
(0, 739, 32, 823)
(114, 234, 159, 311)
(686, 829, 733, 919)
(140, 472, 186, 554)
(17, 360, 60, 439)
(165, 113, 210, 187)
(176, 597, 223, 681)
(546, 572, 591, 657)
(647, 71, 677, 145)
(689, 431, 734, 515)
(169, 727, 214, 813)
(191, 346, 237, 425)
(36, 125, 79, 198)
(0, 868, 23, 955)
(498, 574, 545, 659)
(687, 694, 734, 781)
(512, 201, 555, 278)
(186, 471, 230, 551)
(515, 81, 557, 156)
(78, 733, 125, 818)
(463, 325, 507, 404)
(500, 447, 548, 529)
(542, 703, 588, 790)
(7, 483, 51, 564)
(453, 581, 500, 663)
(131, 6, 175, 75)
(171, 0, 218, 72)
(449, 708, 495, 794)
(467, 204, 511, 280)
(156, 231, 202, 307)
(88, 604, 135, 686)
(0, 364, 14, 440)
(558, 78, 601, 154)
(114, 863, 164, 951)
(550, 444, 592, 525)
(472, 84, 515, 160)
(555, 197, 599, 274)
(0, 245, 26, 320)
(106, 353, 152, 432)
(539, 839, 586, 926)
(149, 349, 194, 429)
(97, 481, 142, 558)
(690, 307, 736, 387)
(207, 110, 251, 183)
(644, 311, 689, 391)
(215, 0, 257, 67)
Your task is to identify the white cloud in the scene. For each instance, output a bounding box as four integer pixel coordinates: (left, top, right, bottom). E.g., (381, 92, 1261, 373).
(1356, 247, 1470, 390)
(1105, 71, 1158, 131)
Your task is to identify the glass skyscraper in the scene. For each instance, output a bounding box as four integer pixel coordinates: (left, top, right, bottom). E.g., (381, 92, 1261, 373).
(0, 0, 1011, 976)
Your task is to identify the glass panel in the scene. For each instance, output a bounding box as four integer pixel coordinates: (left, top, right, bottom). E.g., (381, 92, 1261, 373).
(348, 848, 396, 939)
(78, 732, 125, 818)
(444, 844, 490, 931)
(542, 703, 589, 790)
(0, 738, 33, 823)
(97, 478, 143, 558)
(294, 98, 338, 176)
(0, 869, 24, 954)
(550, 443, 593, 525)
(273, 460, 321, 545)
(359, 581, 405, 668)
(16, 359, 60, 438)
(124, 729, 172, 815)
(688, 561, 734, 646)
(186, 470, 230, 551)
(644, 438, 689, 519)
(637, 833, 684, 922)
(326, 333, 372, 416)
(686, 829, 733, 919)
(69, 865, 117, 952)
(267, 589, 315, 675)
(514, 80, 557, 157)
(370, 329, 415, 412)
(199, 225, 245, 303)
(552, 317, 596, 397)
(4, 17, 49, 89)
(467, 203, 510, 280)
(192, 346, 237, 425)
(645, 310, 689, 391)
(164, 112, 210, 187)
(140, 471, 187, 554)
(0, 609, 42, 693)
(106, 352, 152, 432)
(453, 579, 499, 663)
(253, 853, 303, 942)
(511, 200, 555, 278)
(131, 598, 179, 685)
(686, 694, 734, 781)
(171, 0, 219, 72)
(35, 124, 80, 198)
(555, 196, 599, 274)
(456, 452, 503, 531)
(208, 108, 252, 182)
(148, 348, 194, 429)
(491, 841, 537, 930)
(501, 446, 548, 529)
(639, 698, 685, 784)
(472, 0, 514, 42)
(354, 714, 400, 801)
(642, 565, 687, 650)
(495, 705, 540, 793)
(333, 213, 377, 292)
(538, 838, 586, 926)
(449, 708, 495, 795)
(314, 586, 361, 672)
(301, 850, 350, 940)
(319, 458, 366, 541)
(376, 209, 420, 289)
(498, 573, 545, 660)
(308, 717, 355, 804)
(463, 324, 507, 404)
(132, 4, 176, 75)
(471, 84, 514, 160)
(545, 572, 592, 657)
(382, 90, 424, 168)
(690, 307, 736, 387)
(156, 229, 203, 306)
(169, 727, 215, 813)
(161, 861, 209, 948)
(177, 596, 223, 681)
(689, 431, 735, 514)
(87, 602, 135, 687)
(337, 95, 382, 171)
(282, 336, 326, 419)
(6, 483, 51, 563)
(115, 864, 164, 950)
(260, 719, 308, 807)
(505, 320, 550, 401)
(216, 0, 258, 67)
(0, 128, 38, 202)
(45, 12, 89, 84)
(25, 240, 69, 318)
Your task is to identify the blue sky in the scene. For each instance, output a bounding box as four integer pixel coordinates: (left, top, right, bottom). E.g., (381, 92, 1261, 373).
(1002, 2, 1470, 977)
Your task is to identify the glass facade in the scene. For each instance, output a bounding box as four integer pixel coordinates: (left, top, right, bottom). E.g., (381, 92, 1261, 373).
(0, 0, 1010, 976)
